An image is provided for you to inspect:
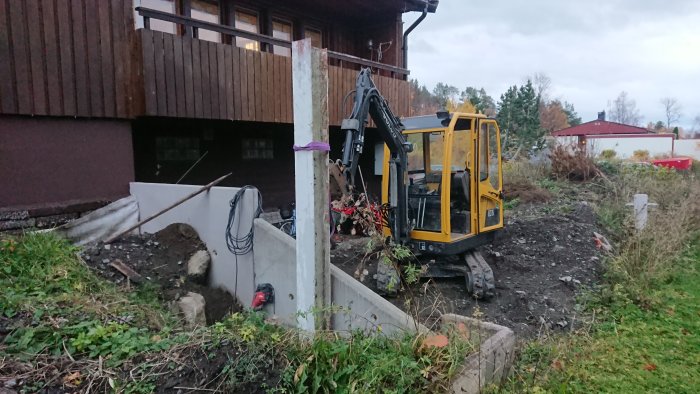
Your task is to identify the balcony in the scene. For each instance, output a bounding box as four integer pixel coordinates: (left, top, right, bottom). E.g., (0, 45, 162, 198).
(137, 7, 411, 126)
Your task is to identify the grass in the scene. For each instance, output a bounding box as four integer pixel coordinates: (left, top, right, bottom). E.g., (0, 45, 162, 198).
(501, 157, 700, 394)
(506, 238, 700, 393)
(1, 232, 474, 393)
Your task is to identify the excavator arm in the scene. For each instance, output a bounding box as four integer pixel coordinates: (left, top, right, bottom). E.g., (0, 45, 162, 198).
(340, 68, 412, 244)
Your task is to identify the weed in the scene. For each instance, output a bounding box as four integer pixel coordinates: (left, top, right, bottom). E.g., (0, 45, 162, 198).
(549, 143, 599, 181)
(504, 198, 520, 210)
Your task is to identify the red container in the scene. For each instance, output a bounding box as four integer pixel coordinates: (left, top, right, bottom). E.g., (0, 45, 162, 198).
(651, 157, 693, 170)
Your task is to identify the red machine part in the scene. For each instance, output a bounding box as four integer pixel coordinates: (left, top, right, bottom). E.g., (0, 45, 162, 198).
(651, 157, 692, 170)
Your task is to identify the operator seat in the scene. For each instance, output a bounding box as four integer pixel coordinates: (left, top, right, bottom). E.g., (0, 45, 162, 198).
(451, 171, 470, 209)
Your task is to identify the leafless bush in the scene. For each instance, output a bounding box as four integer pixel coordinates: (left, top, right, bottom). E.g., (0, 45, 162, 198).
(549, 143, 600, 181)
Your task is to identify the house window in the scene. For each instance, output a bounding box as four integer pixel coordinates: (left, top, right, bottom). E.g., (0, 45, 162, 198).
(191, 0, 221, 42)
(140, 0, 177, 34)
(272, 19, 292, 56)
(156, 137, 200, 161)
(305, 28, 322, 48)
(235, 10, 260, 51)
(242, 138, 274, 160)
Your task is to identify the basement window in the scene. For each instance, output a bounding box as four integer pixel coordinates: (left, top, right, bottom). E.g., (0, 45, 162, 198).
(242, 138, 274, 160)
(156, 137, 200, 161)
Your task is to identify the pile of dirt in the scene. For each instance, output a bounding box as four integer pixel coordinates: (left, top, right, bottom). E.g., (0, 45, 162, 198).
(81, 223, 240, 324)
(503, 181, 552, 203)
(332, 201, 604, 338)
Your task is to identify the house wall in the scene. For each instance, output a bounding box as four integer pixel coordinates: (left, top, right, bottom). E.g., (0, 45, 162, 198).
(586, 135, 674, 158)
(674, 139, 700, 160)
(0, 0, 139, 119)
(132, 118, 384, 209)
(0, 115, 134, 213)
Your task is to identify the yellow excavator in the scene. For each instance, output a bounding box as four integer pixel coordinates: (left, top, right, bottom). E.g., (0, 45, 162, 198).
(337, 68, 504, 299)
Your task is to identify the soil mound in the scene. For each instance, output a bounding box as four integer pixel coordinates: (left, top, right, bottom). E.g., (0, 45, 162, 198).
(82, 223, 240, 324)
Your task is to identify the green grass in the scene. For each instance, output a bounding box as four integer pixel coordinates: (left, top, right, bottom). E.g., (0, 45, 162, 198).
(1, 232, 475, 393)
(506, 239, 700, 393)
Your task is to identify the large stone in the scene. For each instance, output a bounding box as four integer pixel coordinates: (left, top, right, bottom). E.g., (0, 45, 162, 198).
(178, 292, 206, 327)
(187, 250, 211, 284)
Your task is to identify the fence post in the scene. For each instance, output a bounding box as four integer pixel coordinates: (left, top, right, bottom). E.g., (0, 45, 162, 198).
(627, 193, 658, 231)
(292, 38, 331, 332)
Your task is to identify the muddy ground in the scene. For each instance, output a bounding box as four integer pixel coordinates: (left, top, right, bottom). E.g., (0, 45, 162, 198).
(332, 187, 605, 338)
(81, 223, 240, 324)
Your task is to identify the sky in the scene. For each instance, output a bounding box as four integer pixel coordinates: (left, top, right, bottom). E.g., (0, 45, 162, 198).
(403, 0, 700, 129)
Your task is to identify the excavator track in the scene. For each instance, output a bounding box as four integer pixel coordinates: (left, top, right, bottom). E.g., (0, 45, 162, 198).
(421, 251, 495, 299)
(463, 251, 495, 299)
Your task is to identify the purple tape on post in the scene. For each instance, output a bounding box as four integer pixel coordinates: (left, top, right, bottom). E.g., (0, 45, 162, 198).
(293, 141, 331, 152)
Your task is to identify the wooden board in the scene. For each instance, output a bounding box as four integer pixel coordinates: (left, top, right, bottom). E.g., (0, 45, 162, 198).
(0, 0, 16, 113)
(163, 33, 176, 117)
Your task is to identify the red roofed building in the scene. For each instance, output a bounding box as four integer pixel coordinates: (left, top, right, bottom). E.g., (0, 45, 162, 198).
(552, 111, 651, 141)
(552, 112, 676, 158)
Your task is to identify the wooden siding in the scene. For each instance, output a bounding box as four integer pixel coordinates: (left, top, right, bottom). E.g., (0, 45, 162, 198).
(140, 29, 409, 125)
(0, 0, 137, 118)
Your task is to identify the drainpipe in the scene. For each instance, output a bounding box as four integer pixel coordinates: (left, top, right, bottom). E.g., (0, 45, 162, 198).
(402, 1, 429, 69)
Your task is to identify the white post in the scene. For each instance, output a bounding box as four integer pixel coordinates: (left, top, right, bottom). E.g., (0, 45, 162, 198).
(628, 193, 658, 231)
(292, 38, 331, 332)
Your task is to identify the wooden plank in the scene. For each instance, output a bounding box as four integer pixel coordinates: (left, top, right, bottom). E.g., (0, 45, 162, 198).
(254, 51, 262, 122)
(330, 65, 337, 125)
(71, 0, 90, 116)
(245, 50, 254, 121)
(163, 33, 176, 117)
(259, 52, 268, 122)
(182, 35, 195, 118)
(191, 38, 203, 118)
(173, 35, 186, 116)
(284, 55, 292, 123)
(97, 0, 115, 117)
(233, 47, 243, 120)
(153, 31, 167, 116)
(56, 2, 75, 115)
(200, 41, 211, 118)
(0, 0, 17, 113)
(41, 0, 62, 116)
(85, 0, 104, 116)
(26, 0, 47, 115)
(207, 42, 218, 119)
(8, 0, 31, 113)
(224, 44, 233, 120)
(217, 44, 226, 119)
(141, 30, 157, 115)
(273, 55, 281, 122)
(110, 0, 126, 117)
(110, 259, 144, 284)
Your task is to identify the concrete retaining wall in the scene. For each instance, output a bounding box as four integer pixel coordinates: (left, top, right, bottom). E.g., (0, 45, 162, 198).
(130, 183, 259, 307)
(442, 314, 516, 394)
(253, 219, 426, 334)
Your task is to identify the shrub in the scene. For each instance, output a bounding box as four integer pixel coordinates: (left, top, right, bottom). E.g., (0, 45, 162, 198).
(631, 149, 650, 162)
(599, 149, 617, 159)
(549, 143, 599, 181)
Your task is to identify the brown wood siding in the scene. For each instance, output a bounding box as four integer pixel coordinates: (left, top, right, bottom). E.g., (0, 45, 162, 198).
(139, 30, 409, 125)
(0, 0, 136, 118)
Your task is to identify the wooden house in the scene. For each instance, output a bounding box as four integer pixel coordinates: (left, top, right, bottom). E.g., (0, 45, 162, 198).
(0, 0, 437, 228)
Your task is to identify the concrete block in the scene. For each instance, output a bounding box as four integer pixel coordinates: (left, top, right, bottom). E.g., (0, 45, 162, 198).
(178, 292, 206, 327)
(441, 314, 516, 394)
(187, 250, 211, 284)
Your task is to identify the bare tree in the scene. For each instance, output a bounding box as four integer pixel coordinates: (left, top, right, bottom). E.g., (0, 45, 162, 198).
(660, 97, 682, 129)
(608, 91, 642, 126)
(528, 72, 552, 104)
(692, 115, 700, 138)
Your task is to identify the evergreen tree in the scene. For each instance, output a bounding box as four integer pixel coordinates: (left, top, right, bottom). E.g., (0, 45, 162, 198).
(496, 81, 544, 156)
(562, 101, 582, 126)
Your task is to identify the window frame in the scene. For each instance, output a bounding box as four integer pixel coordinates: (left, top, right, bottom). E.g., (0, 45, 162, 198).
(271, 17, 293, 56)
(233, 7, 262, 51)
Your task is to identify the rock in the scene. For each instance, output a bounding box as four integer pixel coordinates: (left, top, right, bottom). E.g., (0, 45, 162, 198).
(376, 260, 399, 295)
(104, 244, 111, 250)
(187, 250, 211, 284)
(178, 292, 206, 327)
(559, 276, 573, 283)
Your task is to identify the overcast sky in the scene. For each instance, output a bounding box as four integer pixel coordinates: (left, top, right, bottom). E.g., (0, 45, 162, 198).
(403, 0, 700, 129)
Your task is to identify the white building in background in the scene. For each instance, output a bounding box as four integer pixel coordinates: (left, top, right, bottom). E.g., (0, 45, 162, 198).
(551, 112, 698, 159)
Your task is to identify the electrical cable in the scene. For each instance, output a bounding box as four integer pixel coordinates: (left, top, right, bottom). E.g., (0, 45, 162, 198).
(225, 185, 263, 297)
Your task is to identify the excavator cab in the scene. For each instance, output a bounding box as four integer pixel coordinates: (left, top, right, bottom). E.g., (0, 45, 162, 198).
(381, 112, 504, 256)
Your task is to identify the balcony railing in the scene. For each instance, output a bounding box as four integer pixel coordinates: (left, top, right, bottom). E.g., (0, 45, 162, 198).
(136, 7, 409, 78)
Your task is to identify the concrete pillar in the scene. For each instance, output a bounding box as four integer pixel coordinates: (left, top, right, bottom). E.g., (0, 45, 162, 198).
(292, 38, 331, 332)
